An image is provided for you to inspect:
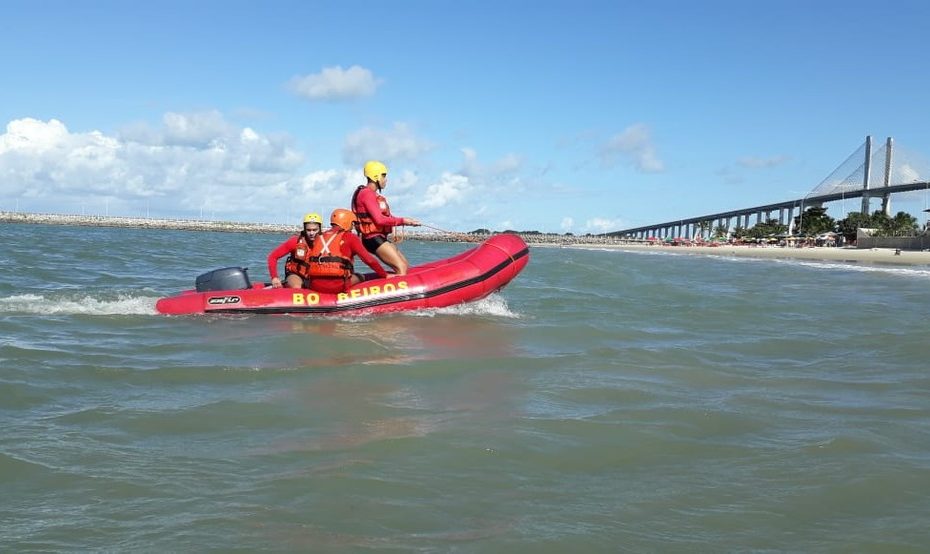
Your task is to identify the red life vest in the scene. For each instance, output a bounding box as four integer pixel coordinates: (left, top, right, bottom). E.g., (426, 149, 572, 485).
(283, 233, 314, 278)
(352, 185, 393, 235)
(306, 229, 354, 279)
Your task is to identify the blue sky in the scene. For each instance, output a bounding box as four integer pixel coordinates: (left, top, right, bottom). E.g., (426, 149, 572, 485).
(2, 0, 930, 233)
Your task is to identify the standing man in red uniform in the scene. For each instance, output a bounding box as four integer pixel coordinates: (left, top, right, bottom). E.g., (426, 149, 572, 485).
(304, 209, 389, 294)
(267, 212, 323, 288)
(351, 160, 420, 275)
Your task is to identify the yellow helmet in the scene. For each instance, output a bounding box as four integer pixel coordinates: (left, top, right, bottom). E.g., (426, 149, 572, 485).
(363, 160, 388, 181)
(303, 212, 323, 225)
(330, 208, 357, 231)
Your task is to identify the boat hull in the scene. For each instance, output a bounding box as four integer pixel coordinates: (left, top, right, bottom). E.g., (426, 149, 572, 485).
(155, 233, 529, 316)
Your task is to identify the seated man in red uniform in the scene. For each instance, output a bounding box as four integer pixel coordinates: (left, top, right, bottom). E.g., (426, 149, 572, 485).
(267, 212, 323, 288)
(304, 209, 389, 294)
(351, 160, 420, 275)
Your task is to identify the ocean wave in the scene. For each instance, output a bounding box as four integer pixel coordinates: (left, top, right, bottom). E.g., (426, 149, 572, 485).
(607, 246, 930, 279)
(0, 292, 159, 315)
(715, 255, 930, 279)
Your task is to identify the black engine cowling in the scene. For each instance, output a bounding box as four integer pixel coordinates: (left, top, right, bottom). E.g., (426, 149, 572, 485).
(195, 267, 252, 292)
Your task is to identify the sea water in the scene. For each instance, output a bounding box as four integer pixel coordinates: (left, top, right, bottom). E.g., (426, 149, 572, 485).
(1, 223, 929, 552)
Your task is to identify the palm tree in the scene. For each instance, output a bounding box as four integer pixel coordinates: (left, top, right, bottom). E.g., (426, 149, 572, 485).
(695, 220, 711, 240)
(888, 211, 918, 236)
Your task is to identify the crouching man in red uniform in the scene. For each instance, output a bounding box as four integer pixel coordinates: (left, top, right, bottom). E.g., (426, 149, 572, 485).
(267, 212, 324, 288)
(305, 209, 389, 294)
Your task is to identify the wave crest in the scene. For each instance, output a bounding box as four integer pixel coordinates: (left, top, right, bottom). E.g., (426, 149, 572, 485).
(421, 293, 520, 318)
(0, 293, 159, 315)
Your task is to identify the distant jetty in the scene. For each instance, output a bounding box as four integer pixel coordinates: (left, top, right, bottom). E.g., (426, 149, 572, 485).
(0, 210, 622, 246)
(6, 211, 930, 265)
(1, 210, 295, 234)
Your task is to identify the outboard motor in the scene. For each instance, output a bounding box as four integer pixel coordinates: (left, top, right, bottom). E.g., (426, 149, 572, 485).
(195, 267, 252, 292)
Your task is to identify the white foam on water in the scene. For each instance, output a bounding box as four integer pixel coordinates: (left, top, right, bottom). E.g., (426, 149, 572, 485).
(583, 246, 678, 257)
(413, 293, 521, 318)
(713, 254, 930, 279)
(0, 292, 159, 315)
(603, 246, 930, 279)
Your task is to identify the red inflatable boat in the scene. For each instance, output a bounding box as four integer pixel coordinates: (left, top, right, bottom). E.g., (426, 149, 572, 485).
(155, 233, 529, 316)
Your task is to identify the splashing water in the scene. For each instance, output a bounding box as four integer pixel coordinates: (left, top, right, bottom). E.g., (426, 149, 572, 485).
(417, 293, 520, 318)
(0, 292, 159, 315)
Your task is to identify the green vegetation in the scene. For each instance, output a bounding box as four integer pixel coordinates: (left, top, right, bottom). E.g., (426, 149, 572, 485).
(471, 208, 920, 244)
(835, 210, 919, 241)
(729, 207, 921, 242)
(745, 218, 788, 239)
(794, 206, 835, 236)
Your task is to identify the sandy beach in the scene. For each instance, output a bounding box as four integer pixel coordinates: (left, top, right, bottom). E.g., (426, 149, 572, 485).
(548, 241, 930, 266)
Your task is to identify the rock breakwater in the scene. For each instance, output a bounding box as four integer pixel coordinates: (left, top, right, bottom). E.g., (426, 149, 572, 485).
(1, 211, 633, 246)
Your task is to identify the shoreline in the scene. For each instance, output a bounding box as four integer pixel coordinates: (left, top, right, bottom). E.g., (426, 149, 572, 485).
(544, 241, 930, 267)
(5, 211, 930, 266)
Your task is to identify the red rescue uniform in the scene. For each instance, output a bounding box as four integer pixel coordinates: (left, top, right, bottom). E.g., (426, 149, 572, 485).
(267, 232, 315, 281)
(306, 228, 389, 294)
(352, 185, 406, 238)
(306, 229, 354, 280)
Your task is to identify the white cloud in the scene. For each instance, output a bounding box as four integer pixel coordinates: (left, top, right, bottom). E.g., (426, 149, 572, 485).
(584, 217, 623, 233)
(0, 115, 305, 219)
(0, 117, 70, 152)
(0, 115, 579, 233)
(297, 168, 359, 206)
(342, 122, 433, 164)
(490, 153, 523, 174)
(162, 110, 236, 146)
(460, 147, 479, 175)
(560, 217, 574, 231)
(385, 168, 419, 197)
(459, 147, 523, 179)
(391, 147, 530, 231)
(288, 65, 382, 101)
(418, 172, 471, 209)
(600, 123, 664, 173)
(737, 155, 789, 169)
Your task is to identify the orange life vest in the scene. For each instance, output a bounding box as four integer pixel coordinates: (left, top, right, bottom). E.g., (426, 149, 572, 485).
(352, 185, 393, 235)
(283, 233, 315, 279)
(306, 229, 354, 279)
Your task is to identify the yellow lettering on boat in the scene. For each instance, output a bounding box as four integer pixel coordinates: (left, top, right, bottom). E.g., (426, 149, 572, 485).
(334, 280, 411, 303)
(293, 292, 320, 305)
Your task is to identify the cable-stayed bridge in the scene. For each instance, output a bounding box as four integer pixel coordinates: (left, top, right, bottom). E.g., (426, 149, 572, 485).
(607, 136, 930, 239)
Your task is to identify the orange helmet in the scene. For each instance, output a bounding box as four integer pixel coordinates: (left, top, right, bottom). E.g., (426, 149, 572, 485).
(330, 208, 357, 231)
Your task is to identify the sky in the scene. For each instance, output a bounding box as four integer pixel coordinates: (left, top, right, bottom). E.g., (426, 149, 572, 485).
(2, 0, 930, 234)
